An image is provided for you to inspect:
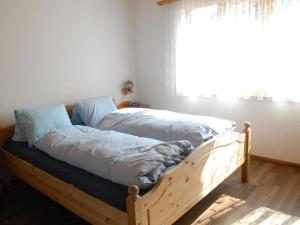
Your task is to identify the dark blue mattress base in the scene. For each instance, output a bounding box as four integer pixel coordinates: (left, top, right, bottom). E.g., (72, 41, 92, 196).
(4, 140, 150, 212)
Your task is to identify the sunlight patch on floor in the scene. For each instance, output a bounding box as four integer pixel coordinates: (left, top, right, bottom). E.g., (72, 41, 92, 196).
(232, 207, 300, 225)
(191, 194, 246, 225)
(189, 194, 300, 225)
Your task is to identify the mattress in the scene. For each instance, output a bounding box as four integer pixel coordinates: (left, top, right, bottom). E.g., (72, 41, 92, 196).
(4, 140, 150, 212)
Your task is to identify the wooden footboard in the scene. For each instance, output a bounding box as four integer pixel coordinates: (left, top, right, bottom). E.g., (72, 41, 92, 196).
(127, 123, 251, 225)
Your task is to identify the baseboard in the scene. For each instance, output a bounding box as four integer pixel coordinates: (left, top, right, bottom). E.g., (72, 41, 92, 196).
(251, 154, 300, 168)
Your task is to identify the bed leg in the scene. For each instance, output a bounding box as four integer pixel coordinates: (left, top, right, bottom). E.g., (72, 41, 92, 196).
(242, 122, 251, 182)
(127, 185, 142, 225)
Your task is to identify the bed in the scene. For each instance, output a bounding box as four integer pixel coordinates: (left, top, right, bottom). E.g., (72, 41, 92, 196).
(0, 104, 251, 225)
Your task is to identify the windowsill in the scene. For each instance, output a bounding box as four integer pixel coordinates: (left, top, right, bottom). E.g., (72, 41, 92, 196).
(175, 95, 299, 104)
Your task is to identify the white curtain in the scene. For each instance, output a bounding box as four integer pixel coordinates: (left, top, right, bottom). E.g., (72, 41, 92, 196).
(164, 0, 300, 102)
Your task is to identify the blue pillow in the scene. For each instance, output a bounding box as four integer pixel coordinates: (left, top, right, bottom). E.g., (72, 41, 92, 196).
(15, 105, 72, 147)
(72, 96, 117, 127)
(71, 106, 85, 125)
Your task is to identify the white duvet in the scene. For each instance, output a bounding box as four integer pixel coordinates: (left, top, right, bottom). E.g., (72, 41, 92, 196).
(98, 108, 236, 147)
(36, 126, 193, 189)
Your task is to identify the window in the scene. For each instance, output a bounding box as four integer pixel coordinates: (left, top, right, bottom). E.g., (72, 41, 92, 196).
(166, 0, 300, 102)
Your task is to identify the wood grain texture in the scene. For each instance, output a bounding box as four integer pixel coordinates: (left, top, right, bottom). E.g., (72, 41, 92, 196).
(156, 0, 180, 5)
(1, 159, 300, 225)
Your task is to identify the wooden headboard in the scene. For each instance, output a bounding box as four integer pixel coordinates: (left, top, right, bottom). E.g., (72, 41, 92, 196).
(0, 101, 126, 148)
(0, 126, 14, 148)
(65, 105, 74, 117)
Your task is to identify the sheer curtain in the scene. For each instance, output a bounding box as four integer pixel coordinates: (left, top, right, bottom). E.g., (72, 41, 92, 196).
(164, 0, 300, 102)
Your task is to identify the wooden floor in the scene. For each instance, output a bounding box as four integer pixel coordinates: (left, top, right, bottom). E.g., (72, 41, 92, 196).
(1, 159, 300, 225)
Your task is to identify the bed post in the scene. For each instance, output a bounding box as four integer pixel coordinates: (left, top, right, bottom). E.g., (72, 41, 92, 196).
(0, 126, 15, 188)
(242, 122, 251, 182)
(127, 185, 142, 225)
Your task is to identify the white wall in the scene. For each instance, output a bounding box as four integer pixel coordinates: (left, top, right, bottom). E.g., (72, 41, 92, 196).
(133, 0, 300, 163)
(0, 0, 137, 125)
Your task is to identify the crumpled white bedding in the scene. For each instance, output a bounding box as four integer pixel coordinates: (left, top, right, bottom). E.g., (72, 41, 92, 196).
(98, 108, 236, 147)
(36, 125, 193, 189)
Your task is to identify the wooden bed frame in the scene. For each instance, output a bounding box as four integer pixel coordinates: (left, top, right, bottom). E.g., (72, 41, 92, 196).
(0, 105, 251, 225)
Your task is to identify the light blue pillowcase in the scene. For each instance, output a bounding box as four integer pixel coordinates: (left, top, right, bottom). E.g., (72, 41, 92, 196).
(15, 104, 72, 147)
(71, 106, 85, 125)
(72, 96, 117, 127)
